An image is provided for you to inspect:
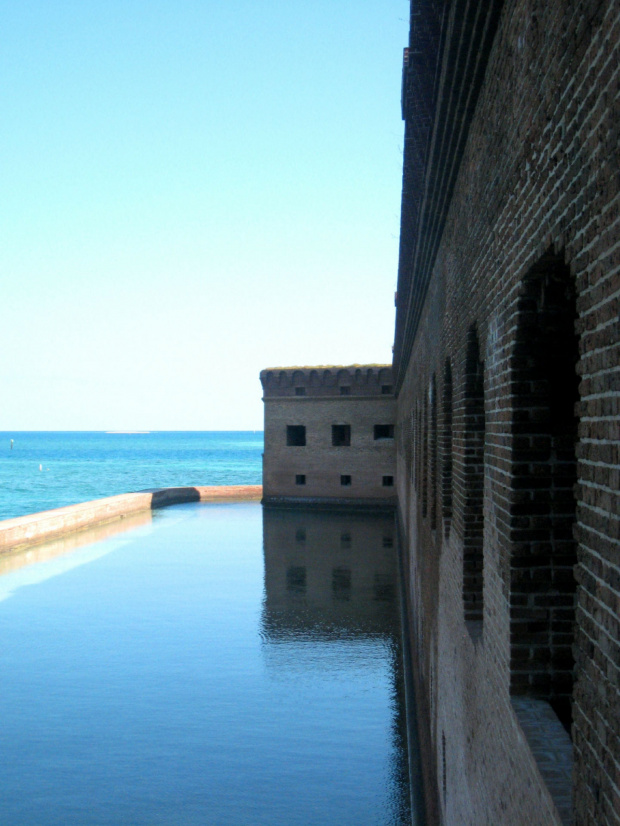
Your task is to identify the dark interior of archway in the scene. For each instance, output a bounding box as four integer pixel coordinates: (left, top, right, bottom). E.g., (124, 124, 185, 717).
(510, 252, 579, 733)
(463, 328, 485, 626)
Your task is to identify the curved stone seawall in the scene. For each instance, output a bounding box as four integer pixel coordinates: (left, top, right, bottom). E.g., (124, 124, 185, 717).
(0, 485, 263, 555)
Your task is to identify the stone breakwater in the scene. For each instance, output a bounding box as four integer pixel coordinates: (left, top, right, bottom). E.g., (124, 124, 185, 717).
(0, 485, 263, 555)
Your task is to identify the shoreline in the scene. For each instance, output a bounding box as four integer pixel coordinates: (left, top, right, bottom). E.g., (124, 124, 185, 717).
(0, 485, 263, 556)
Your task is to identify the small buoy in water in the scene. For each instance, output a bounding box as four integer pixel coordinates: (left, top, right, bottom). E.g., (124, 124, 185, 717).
(10, 439, 13, 449)
(39, 464, 42, 471)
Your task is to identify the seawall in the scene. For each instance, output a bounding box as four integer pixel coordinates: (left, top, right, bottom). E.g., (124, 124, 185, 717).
(0, 485, 263, 555)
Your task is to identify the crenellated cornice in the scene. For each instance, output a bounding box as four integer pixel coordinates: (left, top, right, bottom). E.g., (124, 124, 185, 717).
(260, 365, 394, 398)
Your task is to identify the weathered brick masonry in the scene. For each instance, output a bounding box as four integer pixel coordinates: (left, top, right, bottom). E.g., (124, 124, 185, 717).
(394, 1, 619, 824)
(261, 366, 396, 507)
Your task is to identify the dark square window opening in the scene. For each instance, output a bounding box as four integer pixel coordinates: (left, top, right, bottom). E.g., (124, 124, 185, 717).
(287, 425, 306, 446)
(374, 424, 394, 439)
(381, 385, 393, 395)
(295, 474, 306, 486)
(332, 424, 351, 446)
(374, 572, 395, 601)
(287, 566, 306, 594)
(332, 567, 352, 600)
(382, 475, 394, 487)
(341, 475, 352, 487)
(295, 387, 306, 396)
(339, 386, 351, 395)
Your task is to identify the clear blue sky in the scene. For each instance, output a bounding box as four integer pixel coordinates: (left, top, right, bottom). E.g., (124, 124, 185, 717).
(1, 1, 408, 430)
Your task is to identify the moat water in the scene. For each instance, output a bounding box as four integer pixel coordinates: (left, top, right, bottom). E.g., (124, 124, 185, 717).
(0, 502, 421, 825)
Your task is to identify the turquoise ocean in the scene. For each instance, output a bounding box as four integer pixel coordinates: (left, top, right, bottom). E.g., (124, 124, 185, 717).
(0, 431, 264, 521)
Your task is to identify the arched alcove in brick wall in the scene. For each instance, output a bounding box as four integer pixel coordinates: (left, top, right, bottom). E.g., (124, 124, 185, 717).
(509, 251, 579, 731)
(292, 371, 305, 395)
(378, 367, 392, 389)
(411, 407, 415, 488)
(336, 369, 350, 391)
(430, 374, 438, 529)
(417, 404, 423, 494)
(422, 392, 429, 518)
(404, 410, 413, 470)
(410, 409, 416, 485)
(462, 326, 485, 629)
(442, 359, 453, 536)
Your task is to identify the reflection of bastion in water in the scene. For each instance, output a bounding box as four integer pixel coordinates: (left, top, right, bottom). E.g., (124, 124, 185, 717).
(259, 505, 413, 821)
(260, 506, 400, 643)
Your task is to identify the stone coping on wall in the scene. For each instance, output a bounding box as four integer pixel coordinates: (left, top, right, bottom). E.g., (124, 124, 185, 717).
(0, 485, 263, 555)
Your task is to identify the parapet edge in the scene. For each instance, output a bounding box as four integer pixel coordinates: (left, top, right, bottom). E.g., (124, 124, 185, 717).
(0, 485, 263, 555)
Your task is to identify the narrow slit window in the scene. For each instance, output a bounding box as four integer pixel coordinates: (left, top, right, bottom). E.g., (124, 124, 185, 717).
(332, 425, 351, 446)
(340, 475, 352, 487)
(295, 474, 306, 486)
(382, 475, 394, 487)
(374, 424, 394, 439)
(286, 425, 306, 446)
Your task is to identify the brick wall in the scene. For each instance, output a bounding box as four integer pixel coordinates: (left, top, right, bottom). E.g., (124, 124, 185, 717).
(262, 366, 396, 505)
(263, 396, 396, 503)
(395, 0, 620, 823)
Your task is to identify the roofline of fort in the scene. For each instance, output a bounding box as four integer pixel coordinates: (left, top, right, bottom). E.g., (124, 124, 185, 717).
(261, 364, 391, 373)
(260, 364, 394, 393)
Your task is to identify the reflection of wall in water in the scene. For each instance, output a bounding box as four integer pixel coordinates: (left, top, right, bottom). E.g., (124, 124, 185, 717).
(260, 505, 413, 822)
(261, 507, 399, 641)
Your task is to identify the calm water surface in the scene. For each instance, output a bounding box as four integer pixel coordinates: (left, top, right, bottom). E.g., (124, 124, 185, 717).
(0, 503, 416, 825)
